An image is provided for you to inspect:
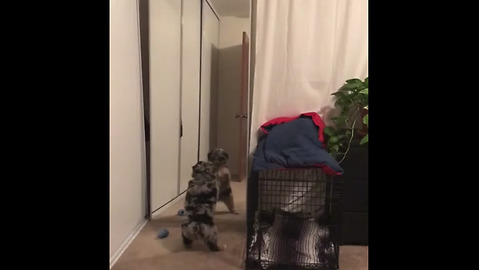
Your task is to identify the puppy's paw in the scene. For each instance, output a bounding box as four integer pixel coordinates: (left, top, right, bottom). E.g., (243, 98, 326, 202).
(207, 241, 221, 252)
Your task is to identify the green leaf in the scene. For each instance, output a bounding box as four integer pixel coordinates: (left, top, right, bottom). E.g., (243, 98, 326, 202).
(360, 134, 368, 145)
(335, 98, 352, 108)
(324, 126, 335, 136)
(337, 84, 352, 92)
(346, 83, 361, 91)
(360, 96, 368, 107)
(359, 88, 368, 95)
(327, 139, 336, 148)
(346, 78, 362, 84)
(331, 145, 339, 152)
(331, 91, 347, 98)
(363, 114, 368, 125)
(345, 79, 363, 90)
(364, 77, 368, 86)
(335, 115, 347, 125)
(329, 136, 339, 144)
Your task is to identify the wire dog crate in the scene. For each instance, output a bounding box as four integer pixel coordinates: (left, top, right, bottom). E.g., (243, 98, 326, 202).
(246, 168, 342, 270)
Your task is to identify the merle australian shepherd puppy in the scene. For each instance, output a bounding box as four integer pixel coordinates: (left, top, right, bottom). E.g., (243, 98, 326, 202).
(207, 147, 238, 215)
(181, 160, 222, 251)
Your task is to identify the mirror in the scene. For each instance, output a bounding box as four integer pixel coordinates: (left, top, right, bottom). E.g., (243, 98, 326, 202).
(139, 0, 251, 218)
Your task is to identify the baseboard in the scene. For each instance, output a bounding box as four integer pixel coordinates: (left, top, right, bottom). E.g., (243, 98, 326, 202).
(110, 219, 148, 269)
(110, 193, 186, 268)
(151, 192, 186, 220)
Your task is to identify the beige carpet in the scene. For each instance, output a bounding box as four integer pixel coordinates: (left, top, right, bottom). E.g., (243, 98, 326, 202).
(112, 180, 368, 270)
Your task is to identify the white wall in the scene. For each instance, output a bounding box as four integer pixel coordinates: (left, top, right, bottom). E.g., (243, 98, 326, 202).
(216, 16, 250, 177)
(209, 0, 250, 17)
(219, 17, 250, 48)
(110, 0, 147, 263)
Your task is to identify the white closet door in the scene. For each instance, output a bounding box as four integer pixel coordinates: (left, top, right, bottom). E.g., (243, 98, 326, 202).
(149, 0, 182, 212)
(199, 0, 219, 161)
(179, 0, 201, 192)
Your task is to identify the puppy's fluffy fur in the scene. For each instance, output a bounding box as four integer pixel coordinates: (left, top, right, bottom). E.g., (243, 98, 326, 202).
(181, 161, 221, 251)
(208, 148, 238, 215)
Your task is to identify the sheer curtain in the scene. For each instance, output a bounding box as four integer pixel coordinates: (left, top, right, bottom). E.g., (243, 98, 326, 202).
(249, 0, 368, 154)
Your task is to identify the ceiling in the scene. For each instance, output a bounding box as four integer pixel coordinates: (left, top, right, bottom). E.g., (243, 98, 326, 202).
(208, 0, 250, 18)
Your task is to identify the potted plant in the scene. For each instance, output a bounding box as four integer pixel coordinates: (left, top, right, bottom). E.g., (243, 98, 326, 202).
(324, 77, 368, 163)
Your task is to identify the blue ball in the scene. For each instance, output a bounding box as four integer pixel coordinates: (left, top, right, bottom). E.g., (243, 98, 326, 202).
(157, 229, 169, 239)
(178, 209, 185, 216)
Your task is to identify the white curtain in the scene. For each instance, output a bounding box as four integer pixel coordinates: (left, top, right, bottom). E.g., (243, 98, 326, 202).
(249, 0, 368, 154)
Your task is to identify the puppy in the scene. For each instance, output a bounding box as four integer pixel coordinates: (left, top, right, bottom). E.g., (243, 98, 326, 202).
(181, 161, 221, 251)
(208, 148, 238, 215)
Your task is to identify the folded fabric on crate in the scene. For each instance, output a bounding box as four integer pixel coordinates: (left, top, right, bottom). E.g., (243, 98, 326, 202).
(252, 112, 343, 176)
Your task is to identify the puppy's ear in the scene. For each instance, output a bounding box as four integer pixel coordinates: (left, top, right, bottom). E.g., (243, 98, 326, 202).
(206, 162, 215, 172)
(192, 161, 200, 170)
(225, 152, 229, 159)
(207, 150, 213, 161)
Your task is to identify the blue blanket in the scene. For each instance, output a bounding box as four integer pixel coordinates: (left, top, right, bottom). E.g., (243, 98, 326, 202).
(252, 113, 343, 175)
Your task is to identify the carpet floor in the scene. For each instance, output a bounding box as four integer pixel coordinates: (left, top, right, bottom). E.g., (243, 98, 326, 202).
(112, 180, 368, 270)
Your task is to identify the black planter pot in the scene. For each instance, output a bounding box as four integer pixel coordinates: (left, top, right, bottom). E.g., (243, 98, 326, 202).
(334, 138, 368, 245)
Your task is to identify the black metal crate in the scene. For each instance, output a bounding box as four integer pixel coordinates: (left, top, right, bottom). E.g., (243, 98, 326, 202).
(246, 168, 342, 270)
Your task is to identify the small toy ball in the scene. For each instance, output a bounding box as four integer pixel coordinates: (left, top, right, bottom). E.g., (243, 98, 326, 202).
(178, 209, 185, 216)
(157, 229, 169, 239)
